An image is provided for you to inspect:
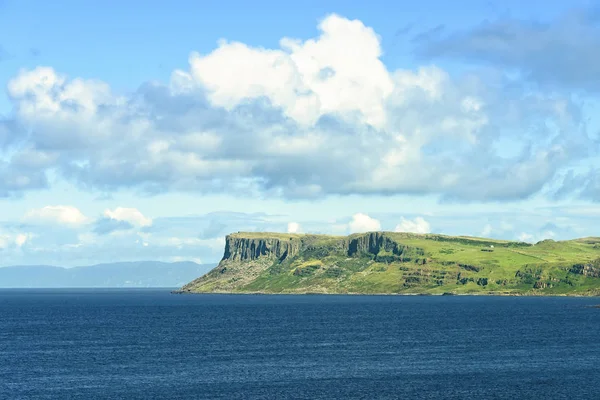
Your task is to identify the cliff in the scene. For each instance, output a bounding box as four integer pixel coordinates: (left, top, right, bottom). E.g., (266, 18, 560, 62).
(221, 231, 424, 261)
(222, 234, 303, 261)
(177, 231, 600, 296)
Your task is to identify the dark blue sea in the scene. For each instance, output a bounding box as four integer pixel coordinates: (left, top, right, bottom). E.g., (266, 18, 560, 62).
(1, 290, 600, 399)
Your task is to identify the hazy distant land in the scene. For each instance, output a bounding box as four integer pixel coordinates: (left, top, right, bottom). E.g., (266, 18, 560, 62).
(0, 261, 215, 288)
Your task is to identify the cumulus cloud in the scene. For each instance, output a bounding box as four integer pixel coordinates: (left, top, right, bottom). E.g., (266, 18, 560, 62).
(0, 14, 592, 202)
(103, 207, 152, 227)
(15, 233, 29, 247)
(287, 222, 301, 233)
(24, 205, 89, 226)
(394, 217, 431, 234)
(348, 213, 381, 233)
(189, 14, 393, 128)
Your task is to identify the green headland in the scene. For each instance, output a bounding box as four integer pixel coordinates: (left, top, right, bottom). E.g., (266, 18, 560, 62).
(178, 232, 600, 296)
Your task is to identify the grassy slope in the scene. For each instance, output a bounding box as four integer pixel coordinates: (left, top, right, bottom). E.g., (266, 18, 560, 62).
(183, 233, 600, 295)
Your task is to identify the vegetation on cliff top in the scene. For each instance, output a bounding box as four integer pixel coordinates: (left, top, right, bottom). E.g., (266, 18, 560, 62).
(179, 232, 600, 295)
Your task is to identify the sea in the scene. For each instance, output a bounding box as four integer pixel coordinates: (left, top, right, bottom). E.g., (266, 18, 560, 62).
(1, 289, 599, 399)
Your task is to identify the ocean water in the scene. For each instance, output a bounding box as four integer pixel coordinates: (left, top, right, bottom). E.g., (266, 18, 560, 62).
(1, 290, 599, 399)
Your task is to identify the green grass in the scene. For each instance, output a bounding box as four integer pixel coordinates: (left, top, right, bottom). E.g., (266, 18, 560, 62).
(180, 231, 600, 295)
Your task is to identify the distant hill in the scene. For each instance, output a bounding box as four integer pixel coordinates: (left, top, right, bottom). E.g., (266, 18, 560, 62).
(178, 232, 600, 296)
(0, 261, 215, 288)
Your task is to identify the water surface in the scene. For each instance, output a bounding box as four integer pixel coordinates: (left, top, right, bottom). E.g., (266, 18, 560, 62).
(1, 289, 599, 399)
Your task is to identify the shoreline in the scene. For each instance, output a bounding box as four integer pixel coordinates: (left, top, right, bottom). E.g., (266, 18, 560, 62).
(171, 289, 600, 297)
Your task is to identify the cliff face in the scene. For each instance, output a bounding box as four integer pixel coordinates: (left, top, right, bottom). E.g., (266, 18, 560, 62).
(221, 232, 422, 262)
(347, 232, 403, 256)
(223, 235, 302, 262)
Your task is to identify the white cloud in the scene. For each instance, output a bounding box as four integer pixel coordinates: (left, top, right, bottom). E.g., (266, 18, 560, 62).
(287, 222, 301, 233)
(15, 234, 29, 247)
(104, 207, 152, 227)
(394, 217, 431, 234)
(24, 205, 89, 226)
(186, 14, 393, 128)
(0, 207, 599, 267)
(348, 213, 381, 233)
(0, 14, 588, 203)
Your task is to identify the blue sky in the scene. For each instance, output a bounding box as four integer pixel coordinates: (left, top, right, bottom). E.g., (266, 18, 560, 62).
(1, 0, 600, 266)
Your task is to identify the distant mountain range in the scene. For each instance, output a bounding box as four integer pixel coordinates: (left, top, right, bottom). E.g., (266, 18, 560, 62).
(0, 261, 215, 288)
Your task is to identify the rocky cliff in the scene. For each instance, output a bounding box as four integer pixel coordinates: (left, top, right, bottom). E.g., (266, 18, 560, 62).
(221, 232, 423, 263)
(345, 232, 424, 258)
(222, 235, 302, 261)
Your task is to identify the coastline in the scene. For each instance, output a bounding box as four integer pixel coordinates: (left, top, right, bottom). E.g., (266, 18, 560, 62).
(171, 289, 600, 297)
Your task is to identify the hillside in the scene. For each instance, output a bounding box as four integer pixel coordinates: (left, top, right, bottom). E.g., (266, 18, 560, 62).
(178, 232, 600, 295)
(0, 261, 215, 288)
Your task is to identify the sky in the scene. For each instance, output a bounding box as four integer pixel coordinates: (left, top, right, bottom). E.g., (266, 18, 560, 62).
(1, 0, 600, 266)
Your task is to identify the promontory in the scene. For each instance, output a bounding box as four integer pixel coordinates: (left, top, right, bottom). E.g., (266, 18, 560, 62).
(177, 232, 600, 295)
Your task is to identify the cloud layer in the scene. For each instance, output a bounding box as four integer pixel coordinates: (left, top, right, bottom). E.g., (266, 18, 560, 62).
(2, 205, 598, 266)
(1, 10, 599, 267)
(0, 14, 592, 202)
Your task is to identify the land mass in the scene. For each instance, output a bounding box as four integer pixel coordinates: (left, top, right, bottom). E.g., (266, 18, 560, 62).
(178, 232, 600, 296)
(0, 261, 215, 288)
